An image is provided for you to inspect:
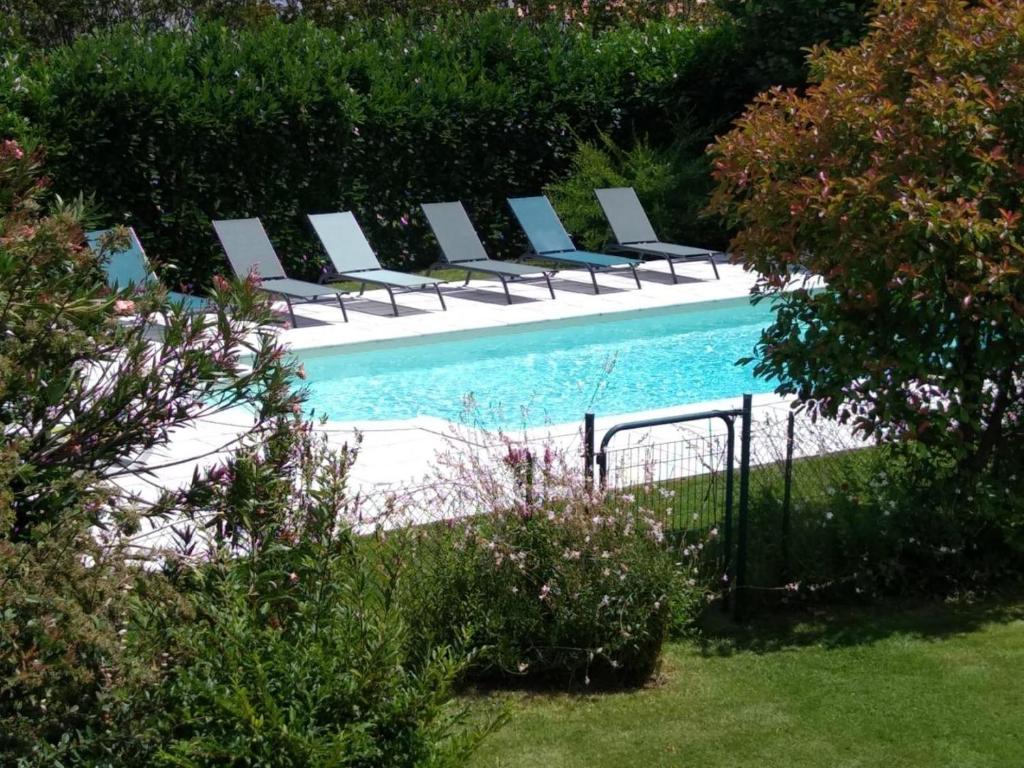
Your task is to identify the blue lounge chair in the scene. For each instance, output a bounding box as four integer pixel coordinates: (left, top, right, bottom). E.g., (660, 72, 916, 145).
(213, 217, 349, 325)
(507, 195, 642, 294)
(86, 227, 212, 313)
(421, 201, 556, 303)
(308, 211, 446, 317)
(595, 187, 721, 282)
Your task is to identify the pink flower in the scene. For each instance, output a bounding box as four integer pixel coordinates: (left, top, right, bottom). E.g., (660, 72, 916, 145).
(113, 299, 136, 315)
(1, 139, 24, 160)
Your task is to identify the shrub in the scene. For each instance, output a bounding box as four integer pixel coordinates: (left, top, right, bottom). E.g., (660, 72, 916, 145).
(710, 0, 1024, 480)
(0, 142, 489, 765)
(545, 132, 722, 252)
(140, 538, 488, 767)
(742, 445, 1024, 603)
(4, 14, 728, 285)
(404, 445, 703, 688)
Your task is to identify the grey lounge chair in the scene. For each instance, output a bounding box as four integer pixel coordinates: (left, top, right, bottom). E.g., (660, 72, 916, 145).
(421, 201, 556, 303)
(507, 195, 642, 294)
(308, 211, 445, 317)
(86, 226, 213, 314)
(212, 217, 349, 325)
(595, 187, 720, 281)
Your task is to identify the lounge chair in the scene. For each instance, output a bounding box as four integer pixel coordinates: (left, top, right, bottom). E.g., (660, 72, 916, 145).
(308, 211, 446, 317)
(212, 217, 349, 325)
(86, 226, 212, 313)
(594, 187, 720, 281)
(421, 201, 556, 303)
(507, 195, 642, 293)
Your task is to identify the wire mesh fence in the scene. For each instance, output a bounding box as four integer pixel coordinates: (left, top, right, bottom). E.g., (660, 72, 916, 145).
(341, 396, 880, 613)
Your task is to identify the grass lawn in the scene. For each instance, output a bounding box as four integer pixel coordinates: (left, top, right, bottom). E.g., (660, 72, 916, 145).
(468, 598, 1024, 768)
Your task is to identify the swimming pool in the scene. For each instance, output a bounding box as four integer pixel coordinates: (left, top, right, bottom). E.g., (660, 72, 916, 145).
(298, 297, 777, 429)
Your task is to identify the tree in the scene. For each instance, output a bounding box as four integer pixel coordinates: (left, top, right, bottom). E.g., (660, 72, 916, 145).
(709, 0, 1024, 476)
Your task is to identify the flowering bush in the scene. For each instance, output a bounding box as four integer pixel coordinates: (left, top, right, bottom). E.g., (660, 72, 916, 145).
(0, 143, 490, 765)
(404, 444, 703, 687)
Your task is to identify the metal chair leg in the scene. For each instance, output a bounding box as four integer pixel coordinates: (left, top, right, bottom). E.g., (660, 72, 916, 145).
(434, 283, 447, 311)
(709, 253, 721, 279)
(336, 294, 348, 323)
(385, 286, 399, 317)
(544, 272, 555, 299)
(282, 295, 297, 327)
(499, 276, 512, 304)
(589, 267, 600, 295)
(667, 257, 679, 284)
(631, 265, 642, 289)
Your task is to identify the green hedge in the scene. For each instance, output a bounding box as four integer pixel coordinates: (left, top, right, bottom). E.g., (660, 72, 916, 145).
(6, 13, 735, 286)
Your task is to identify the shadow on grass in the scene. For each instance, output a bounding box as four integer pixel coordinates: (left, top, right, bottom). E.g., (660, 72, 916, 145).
(696, 592, 1024, 657)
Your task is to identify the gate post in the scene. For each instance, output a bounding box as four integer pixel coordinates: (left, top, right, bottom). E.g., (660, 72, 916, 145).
(583, 413, 595, 489)
(781, 410, 796, 581)
(734, 394, 753, 620)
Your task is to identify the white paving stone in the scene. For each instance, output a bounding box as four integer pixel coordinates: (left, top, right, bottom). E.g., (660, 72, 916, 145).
(117, 259, 859, 551)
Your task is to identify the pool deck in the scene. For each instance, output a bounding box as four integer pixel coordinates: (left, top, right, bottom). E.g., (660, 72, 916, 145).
(119, 258, 840, 551)
(280, 256, 755, 350)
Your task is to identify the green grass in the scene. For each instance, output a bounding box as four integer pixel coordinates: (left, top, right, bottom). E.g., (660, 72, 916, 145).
(468, 598, 1024, 768)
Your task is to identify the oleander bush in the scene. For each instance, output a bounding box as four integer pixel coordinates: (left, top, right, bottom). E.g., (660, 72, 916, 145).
(3, 14, 734, 287)
(134, 431, 493, 768)
(0, 143, 489, 765)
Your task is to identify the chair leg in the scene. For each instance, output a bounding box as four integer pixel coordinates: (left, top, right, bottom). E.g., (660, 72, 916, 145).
(709, 253, 721, 280)
(499, 275, 512, 304)
(667, 257, 679, 284)
(385, 286, 399, 317)
(589, 267, 600, 295)
(335, 294, 349, 323)
(282, 295, 297, 327)
(359, 282, 367, 296)
(434, 283, 447, 311)
(464, 271, 472, 287)
(544, 272, 555, 299)
(631, 265, 642, 290)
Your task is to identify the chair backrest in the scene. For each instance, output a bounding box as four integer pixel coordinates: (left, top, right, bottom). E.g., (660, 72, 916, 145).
(507, 196, 575, 254)
(212, 218, 286, 280)
(594, 187, 659, 245)
(421, 202, 490, 264)
(307, 212, 382, 273)
(86, 227, 156, 290)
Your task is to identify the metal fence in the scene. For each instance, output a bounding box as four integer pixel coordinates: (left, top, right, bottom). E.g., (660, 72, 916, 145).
(583, 395, 875, 615)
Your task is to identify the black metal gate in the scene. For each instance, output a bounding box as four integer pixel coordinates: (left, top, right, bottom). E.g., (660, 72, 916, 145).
(583, 394, 753, 616)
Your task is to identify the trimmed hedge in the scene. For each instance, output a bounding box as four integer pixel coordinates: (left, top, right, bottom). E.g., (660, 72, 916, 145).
(6, 13, 736, 286)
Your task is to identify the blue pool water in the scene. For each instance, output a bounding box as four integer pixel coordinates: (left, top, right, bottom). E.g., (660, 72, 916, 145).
(299, 297, 777, 428)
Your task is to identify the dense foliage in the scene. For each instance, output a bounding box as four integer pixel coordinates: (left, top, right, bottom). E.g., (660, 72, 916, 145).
(405, 447, 703, 687)
(0, 144, 489, 765)
(3, 14, 733, 286)
(546, 133, 720, 251)
(0, 1, 715, 49)
(710, 0, 1024, 480)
